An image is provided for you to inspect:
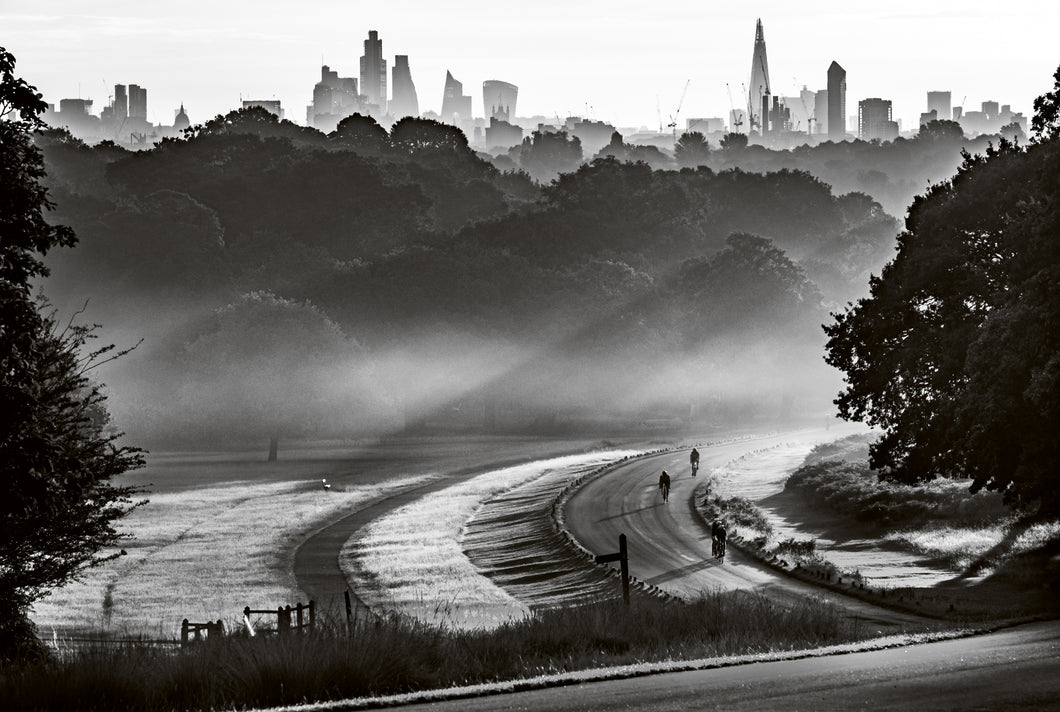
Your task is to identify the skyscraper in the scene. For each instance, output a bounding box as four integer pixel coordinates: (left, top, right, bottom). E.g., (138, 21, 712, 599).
(359, 30, 387, 112)
(482, 80, 518, 121)
(814, 89, 828, 134)
(827, 61, 846, 140)
(927, 91, 951, 123)
(859, 98, 898, 141)
(113, 84, 128, 120)
(128, 84, 147, 120)
(441, 70, 472, 125)
(390, 55, 419, 119)
(747, 19, 771, 134)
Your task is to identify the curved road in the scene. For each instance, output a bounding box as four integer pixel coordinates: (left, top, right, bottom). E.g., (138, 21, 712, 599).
(565, 431, 926, 629)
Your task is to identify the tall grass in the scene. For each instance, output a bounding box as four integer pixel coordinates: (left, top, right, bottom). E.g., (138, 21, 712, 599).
(4, 592, 883, 711)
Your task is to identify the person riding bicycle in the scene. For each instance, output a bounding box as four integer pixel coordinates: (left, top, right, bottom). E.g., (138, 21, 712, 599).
(690, 447, 700, 476)
(711, 519, 727, 559)
(658, 470, 671, 503)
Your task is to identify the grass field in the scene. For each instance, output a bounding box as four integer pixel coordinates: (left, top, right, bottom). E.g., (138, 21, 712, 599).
(6, 592, 896, 712)
(341, 450, 639, 630)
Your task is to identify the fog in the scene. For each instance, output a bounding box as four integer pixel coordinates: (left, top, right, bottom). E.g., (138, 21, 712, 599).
(32, 111, 976, 450)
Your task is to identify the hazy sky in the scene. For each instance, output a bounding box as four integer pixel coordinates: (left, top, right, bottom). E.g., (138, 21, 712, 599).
(4, 1, 1057, 131)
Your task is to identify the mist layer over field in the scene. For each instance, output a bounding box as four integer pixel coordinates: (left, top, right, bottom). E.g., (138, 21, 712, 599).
(28, 112, 961, 448)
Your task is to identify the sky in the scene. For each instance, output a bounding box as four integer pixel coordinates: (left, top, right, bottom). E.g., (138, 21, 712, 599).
(3, 1, 1058, 132)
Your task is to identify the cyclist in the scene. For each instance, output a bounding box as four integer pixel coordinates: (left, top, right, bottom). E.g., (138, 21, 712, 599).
(658, 470, 671, 503)
(690, 447, 700, 476)
(711, 519, 727, 560)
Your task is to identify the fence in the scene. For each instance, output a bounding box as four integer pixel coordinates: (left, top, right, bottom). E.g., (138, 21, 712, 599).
(243, 601, 315, 636)
(181, 619, 225, 646)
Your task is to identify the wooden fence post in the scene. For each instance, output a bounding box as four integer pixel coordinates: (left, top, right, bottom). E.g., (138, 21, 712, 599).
(594, 532, 631, 606)
(344, 589, 353, 631)
(181, 618, 189, 646)
(309, 600, 315, 631)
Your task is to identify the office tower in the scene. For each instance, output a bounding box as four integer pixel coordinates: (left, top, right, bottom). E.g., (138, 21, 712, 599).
(359, 30, 387, 111)
(982, 100, 999, 121)
(747, 19, 771, 133)
(827, 61, 846, 140)
(927, 91, 951, 122)
(919, 110, 938, 127)
(310, 64, 361, 130)
(390, 55, 419, 119)
(441, 70, 472, 124)
(482, 80, 518, 121)
(128, 84, 147, 119)
(814, 89, 828, 134)
(859, 98, 898, 140)
(114, 84, 128, 120)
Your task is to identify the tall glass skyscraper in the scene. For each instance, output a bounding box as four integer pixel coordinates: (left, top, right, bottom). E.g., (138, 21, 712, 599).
(747, 19, 771, 133)
(360, 30, 387, 112)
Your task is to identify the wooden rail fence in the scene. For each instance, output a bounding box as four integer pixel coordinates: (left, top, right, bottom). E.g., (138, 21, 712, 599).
(242, 600, 315, 636)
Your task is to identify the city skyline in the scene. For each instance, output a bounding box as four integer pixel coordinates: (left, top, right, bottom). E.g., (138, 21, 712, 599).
(3, 1, 1057, 132)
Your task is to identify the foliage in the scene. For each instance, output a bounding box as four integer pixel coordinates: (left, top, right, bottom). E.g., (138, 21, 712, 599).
(824, 126, 1060, 513)
(513, 129, 583, 183)
(2, 593, 873, 711)
(785, 459, 1008, 529)
(674, 130, 711, 167)
(917, 119, 964, 142)
(1031, 64, 1060, 141)
(0, 47, 144, 662)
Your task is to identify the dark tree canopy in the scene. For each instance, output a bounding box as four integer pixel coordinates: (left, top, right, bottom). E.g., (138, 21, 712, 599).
(0, 47, 144, 661)
(674, 131, 711, 167)
(824, 119, 1060, 512)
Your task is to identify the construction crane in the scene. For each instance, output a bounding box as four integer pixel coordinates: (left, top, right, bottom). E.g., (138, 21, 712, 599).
(726, 83, 744, 133)
(667, 79, 692, 141)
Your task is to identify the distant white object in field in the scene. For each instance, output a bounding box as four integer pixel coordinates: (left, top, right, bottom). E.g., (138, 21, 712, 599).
(322, 478, 332, 491)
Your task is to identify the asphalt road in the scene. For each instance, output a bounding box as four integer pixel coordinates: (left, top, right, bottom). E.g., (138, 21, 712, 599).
(385, 620, 1060, 711)
(565, 431, 926, 630)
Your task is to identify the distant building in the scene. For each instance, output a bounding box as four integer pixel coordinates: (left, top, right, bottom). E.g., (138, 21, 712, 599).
(484, 117, 523, 148)
(482, 80, 518, 121)
(359, 30, 387, 113)
(571, 118, 616, 156)
(827, 61, 846, 140)
(390, 55, 419, 119)
(919, 109, 938, 127)
(243, 99, 283, 119)
(58, 98, 93, 115)
(128, 84, 147, 120)
(927, 91, 951, 122)
(113, 84, 128, 121)
(440, 70, 472, 126)
(309, 65, 362, 132)
(814, 89, 828, 134)
(685, 117, 724, 134)
(859, 98, 899, 141)
(173, 104, 190, 131)
(981, 100, 999, 122)
(747, 19, 771, 134)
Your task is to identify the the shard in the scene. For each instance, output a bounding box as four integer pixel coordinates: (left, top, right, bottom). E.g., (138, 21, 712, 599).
(747, 19, 771, 134)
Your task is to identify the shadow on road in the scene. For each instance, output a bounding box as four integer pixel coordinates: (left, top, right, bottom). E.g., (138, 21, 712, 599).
(645, 558, 720, 585)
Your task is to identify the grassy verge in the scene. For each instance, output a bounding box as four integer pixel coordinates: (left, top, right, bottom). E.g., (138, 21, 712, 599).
(4, 592, 891, 712)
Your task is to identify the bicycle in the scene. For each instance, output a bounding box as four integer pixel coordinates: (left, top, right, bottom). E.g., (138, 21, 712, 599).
(660, 482, 670, 502)
(691, 460, 699, 477)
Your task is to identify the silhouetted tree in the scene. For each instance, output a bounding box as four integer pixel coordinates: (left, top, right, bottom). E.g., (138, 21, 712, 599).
(515, 130, 583, 183)
(0, 47, 144, 663)
(674, 131, 711, 167)
(825, 125, 1060, 513)
(1031, 64, 1060, 141)
(390, 116, 471, 154)
(917, 119, 964, 142)
(719, 132, 749, 151)
(330, 112, 390, 154)
(183, 106, 324, 145)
